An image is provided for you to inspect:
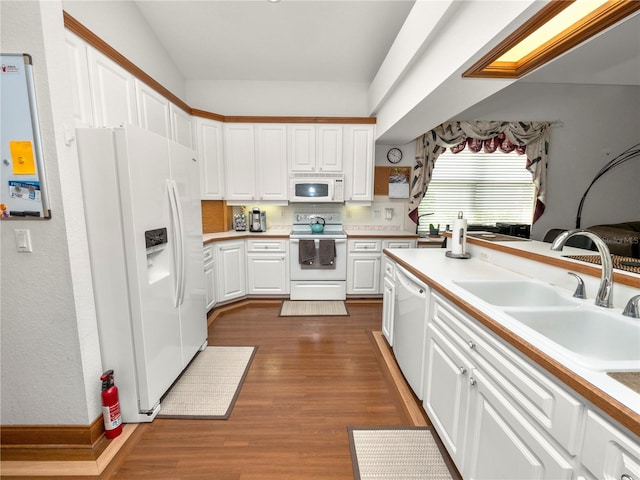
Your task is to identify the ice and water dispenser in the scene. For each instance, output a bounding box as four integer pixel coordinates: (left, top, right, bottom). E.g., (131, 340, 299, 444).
(145, 227, 169, 283)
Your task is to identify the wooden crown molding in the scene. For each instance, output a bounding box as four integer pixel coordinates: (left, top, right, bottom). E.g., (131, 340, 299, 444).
(63, 12, 376, 125)
(463, 0, 640, 79)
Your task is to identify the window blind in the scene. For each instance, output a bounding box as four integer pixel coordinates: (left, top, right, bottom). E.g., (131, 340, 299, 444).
(417, 150, 534, 233)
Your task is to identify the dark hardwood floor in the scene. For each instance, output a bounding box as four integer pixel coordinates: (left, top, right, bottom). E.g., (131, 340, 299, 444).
(9, 301, 428, 480)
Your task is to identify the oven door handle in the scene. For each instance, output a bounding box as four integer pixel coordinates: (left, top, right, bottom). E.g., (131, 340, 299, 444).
(290, 238, 347, 244)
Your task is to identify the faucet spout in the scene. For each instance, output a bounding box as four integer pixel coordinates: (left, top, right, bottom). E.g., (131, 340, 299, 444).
(550, 229, 613, 308)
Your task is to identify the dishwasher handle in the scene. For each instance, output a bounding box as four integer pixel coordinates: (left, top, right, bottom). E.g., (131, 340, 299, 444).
(396, 268, 427, 297)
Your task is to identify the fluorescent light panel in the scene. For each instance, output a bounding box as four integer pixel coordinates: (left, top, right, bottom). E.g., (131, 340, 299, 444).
(496, 0, 609, 63)
(463, 0, 640, 79)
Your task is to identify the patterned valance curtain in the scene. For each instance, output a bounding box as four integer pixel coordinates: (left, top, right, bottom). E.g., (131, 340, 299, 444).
(409, 120, 551, 224)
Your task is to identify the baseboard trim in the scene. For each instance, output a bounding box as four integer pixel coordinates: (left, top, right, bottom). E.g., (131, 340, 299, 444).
(370, 330, 429, 427)
(0, 423, 137, 476)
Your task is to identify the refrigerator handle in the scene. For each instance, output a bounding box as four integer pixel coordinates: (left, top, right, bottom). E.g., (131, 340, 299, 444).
(167, 180, 183, 307)
(171, 180, 187, 305)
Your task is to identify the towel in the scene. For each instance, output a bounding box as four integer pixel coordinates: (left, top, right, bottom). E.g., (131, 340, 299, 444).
(318, 239, 336, 265)
(299, 240, 316, 265)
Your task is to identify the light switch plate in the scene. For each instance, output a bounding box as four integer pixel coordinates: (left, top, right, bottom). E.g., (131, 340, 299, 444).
(15, 229, 32, 252)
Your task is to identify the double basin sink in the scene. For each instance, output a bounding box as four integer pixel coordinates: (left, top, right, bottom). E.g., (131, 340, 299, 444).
(453, 280, 640, 372)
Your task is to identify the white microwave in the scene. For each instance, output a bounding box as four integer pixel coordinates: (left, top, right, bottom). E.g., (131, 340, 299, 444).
(289, 173, 344, 203)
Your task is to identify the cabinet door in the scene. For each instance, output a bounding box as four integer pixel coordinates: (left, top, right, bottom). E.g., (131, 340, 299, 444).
(317, 124, 343, 172)
(344, 124, 374, 201)
(347, 255, 381, 294)
(423, 321, 471, 465)
(65, 31, 94, 127)
(204, 246, 215, 311)
(288, 124, 316, 172)
(580, 410, 640, 480)
(136, 80, 171, 139)
(170, 104, 194, 149)
(216, 241, 246, 302)
(256, 124, 288, 201)
(224, 124, 256, 201)
(196, 118, 224, 199)
(204, 262, 215, 311)
(247, 253, 289, 294)
(462, 368, 573, 480)
(382, 276, 395, 345)
(87, 48, 138, 127)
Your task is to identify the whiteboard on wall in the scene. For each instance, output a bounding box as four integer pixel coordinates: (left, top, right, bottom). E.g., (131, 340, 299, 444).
(0, 53, 51, 219)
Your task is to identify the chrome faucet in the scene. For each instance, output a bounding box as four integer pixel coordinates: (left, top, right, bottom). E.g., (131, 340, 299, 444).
(551, 229, 613, 308)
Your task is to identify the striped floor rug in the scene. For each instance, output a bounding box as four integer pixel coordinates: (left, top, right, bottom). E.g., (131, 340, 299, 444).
(279, 300, 349, 317)
(158, 346, 256, 419)
(348, 426, 457, 480)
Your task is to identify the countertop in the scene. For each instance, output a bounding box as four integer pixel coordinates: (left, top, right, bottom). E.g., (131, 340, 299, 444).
(383, 244, 640, 435)
(203, 228, 418, 244)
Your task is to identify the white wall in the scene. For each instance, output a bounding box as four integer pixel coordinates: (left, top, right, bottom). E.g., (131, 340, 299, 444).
(63, 0, 186, 101)
(187, 80, 370, 117)
(1, 0, 102, 425)
(454, 83, 640, 240)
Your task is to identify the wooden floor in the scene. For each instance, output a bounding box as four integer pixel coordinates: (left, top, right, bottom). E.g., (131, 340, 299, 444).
(6, 301, 429, 480)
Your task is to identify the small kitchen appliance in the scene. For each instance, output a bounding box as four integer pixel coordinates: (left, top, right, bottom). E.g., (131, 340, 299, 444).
(249, 208, 267, 232)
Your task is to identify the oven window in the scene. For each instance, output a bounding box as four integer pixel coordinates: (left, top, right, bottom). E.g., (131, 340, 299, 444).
(294, 183, 329, 198)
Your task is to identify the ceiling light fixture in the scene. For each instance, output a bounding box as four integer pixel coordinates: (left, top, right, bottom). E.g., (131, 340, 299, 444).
(463, 0, 640, 79)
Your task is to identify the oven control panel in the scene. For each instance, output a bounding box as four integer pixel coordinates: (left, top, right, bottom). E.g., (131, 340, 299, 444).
(293, 212, 342, 225)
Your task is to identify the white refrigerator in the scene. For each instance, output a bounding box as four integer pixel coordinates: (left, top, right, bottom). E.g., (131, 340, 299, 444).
(76, 124, 207, 423)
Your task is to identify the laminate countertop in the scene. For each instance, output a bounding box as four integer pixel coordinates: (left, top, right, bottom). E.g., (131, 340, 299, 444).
(203, 228, 418, 244)
(384, 241, 640, 436)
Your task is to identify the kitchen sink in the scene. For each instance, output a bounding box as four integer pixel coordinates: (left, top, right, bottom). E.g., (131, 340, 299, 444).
(505, 308, 640, 370)
(454, 280, 578, 307)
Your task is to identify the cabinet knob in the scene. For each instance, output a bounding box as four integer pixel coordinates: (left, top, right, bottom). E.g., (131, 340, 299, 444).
(621, 475, 635, 480)
(469, 377, 477, 386)
(468, 340, 476, 349)
(459, 366, 467, 375)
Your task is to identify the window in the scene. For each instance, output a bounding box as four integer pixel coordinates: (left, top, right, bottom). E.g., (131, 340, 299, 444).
(417, 149, 535, 234)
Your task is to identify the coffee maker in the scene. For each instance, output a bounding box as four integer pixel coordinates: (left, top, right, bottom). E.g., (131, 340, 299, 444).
(249, 207, 267, 232)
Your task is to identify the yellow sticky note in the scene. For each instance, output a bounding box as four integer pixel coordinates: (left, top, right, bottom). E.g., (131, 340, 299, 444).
(10, 141, 36, 175)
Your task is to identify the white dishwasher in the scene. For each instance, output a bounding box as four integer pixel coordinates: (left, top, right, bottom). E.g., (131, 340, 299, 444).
(393, 265, 429, 400)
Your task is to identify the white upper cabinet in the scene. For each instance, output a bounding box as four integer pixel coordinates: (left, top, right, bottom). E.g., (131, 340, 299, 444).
(87, 48, 138, 128)
(135, 79, 171, 138)
(289, 124, 345, 173)
(256, 124, 288, 202)
(170, 104, 194, 149)
(223, 123, 256, 201)
(195, 117, 224, 200)
(65, 31, 94, 127)
(343, 124, 375, 202)
(288, 124, 316, 172)
(316, 124, 343, 172)
(223, 123, 288, 203)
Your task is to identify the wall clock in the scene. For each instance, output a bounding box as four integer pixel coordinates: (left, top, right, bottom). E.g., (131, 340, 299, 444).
(386, 147, 402, 164)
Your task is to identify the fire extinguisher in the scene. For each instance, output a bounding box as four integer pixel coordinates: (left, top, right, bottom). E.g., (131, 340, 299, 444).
(100, 370, 123, 439)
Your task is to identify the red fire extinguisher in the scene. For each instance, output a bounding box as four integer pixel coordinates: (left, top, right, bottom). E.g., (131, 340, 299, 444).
(101, 370, 123, 439)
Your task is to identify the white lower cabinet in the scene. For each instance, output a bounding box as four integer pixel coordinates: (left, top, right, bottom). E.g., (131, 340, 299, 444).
(381, 257, 396, 345)
(463, 367, 573, 480)
(347, 239, 382, 295)
(423, 293, 592, 480)
(246, 239, 289, 295)
(215, 240, 246, 303)
(204, 244, 215, 311)
(580, 410, 640, 480)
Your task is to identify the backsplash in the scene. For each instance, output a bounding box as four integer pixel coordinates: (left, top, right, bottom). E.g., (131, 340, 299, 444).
(233, 196, 414, 232)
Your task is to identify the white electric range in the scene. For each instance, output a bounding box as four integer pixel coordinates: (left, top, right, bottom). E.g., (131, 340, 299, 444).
(289, 212, 347, 300)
